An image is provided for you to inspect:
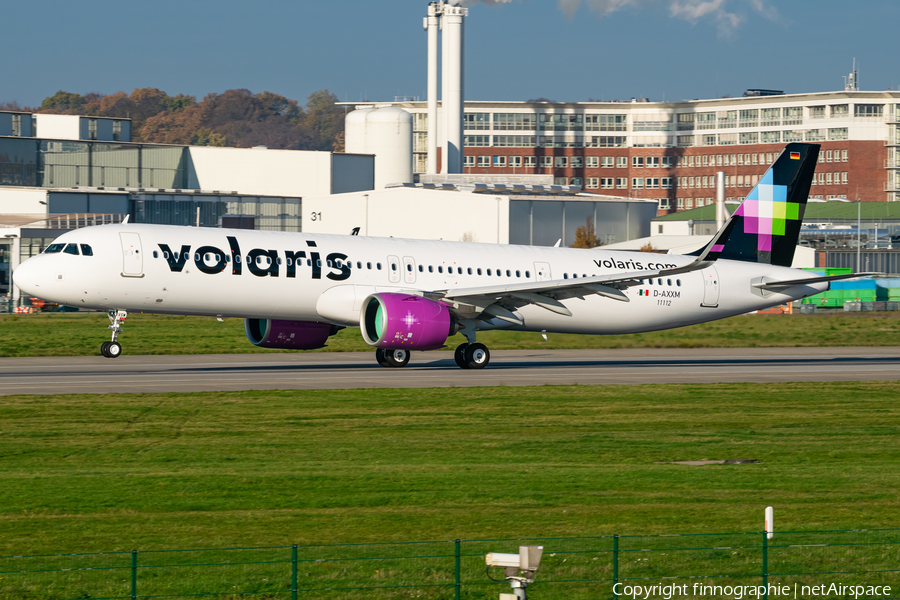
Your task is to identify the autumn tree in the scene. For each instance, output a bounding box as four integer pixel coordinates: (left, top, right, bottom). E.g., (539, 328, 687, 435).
(41, 91, 84, 111)
(571, 216, 601, 249)
(163, 94, 196, 114)
(639, 242, 657, 252)
(304, 89, 344, 151)
(34, 87, 344, 151)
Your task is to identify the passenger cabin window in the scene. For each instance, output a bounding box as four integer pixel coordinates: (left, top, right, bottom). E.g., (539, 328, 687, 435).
(418, 265, 423, 272)
(153, 251, 159, 258)
(80, 244, 93, 256)
(64, 243, 79, 255)
(477, 268, 482, 275)
(406, 264, 412, 272)
(357, 261, 362, 269)
(377, 263, 382, 270)
(44, 243, 65, 254)
(428, 266, 434, 273)
(438, 266, 443, 273)
(525, 271, 530, 278)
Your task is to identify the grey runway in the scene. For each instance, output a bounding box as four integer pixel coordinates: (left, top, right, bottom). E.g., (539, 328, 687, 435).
(0, 347, 898, 395)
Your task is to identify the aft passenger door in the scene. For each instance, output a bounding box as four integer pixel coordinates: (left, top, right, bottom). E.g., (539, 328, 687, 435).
(700, 266, 719, 307)
(402, 256, 417, 284)
(534, 262, 551, 281)
(119, 232, 143, 277)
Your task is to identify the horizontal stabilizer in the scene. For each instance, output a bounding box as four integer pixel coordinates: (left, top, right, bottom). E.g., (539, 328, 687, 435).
(752, 272, 879, 289)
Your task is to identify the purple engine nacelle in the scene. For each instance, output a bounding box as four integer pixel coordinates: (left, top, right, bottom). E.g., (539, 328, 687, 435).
(244, 319, 340, 350)
(360, 293, 457, 350)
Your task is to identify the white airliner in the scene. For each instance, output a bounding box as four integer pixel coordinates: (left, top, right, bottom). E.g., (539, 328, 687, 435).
(13, 143, 856, 369)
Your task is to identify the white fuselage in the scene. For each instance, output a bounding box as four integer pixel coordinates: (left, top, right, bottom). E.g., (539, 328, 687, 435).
(13, 224, 827, 336)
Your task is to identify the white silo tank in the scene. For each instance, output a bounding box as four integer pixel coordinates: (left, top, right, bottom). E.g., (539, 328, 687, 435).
(344, 108, 373, 155)
(365, 107, 413, 189)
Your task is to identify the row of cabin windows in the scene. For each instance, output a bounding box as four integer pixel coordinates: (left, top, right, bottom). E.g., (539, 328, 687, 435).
(408, 263, 531, 278)
(641, 278, 682, 286)
(44, 243, 94, 256)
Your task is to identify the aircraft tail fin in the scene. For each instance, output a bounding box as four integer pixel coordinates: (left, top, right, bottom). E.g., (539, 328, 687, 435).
(689, 143, 819, 267)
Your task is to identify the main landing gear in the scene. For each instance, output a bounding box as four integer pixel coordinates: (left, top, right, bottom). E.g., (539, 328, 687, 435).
(454, 342, 490, 369)
(373, 339, 492, 370)
(101, 309, 127, 358)
(375, 347, 411, 368)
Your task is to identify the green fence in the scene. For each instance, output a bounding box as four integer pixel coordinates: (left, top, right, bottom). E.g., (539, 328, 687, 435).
(2, 529, 899, 600)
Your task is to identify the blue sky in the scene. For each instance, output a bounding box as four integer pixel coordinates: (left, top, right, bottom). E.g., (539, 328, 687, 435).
(3, 0, 899, 108)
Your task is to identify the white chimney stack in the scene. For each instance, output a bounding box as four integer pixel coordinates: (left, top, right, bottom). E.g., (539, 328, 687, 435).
(441, 1, 466, 174)
(425, 3, 440, 175)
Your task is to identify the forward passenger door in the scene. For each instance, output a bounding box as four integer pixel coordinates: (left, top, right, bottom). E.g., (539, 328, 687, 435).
(119, 232, 143, 277)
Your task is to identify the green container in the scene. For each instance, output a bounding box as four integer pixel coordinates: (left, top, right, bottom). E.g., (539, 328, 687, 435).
(842, 290, 876, 301)
(818, 298, 843, 308)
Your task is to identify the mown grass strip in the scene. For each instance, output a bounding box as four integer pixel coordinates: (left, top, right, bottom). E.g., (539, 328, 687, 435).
(0, 382, 898, 556)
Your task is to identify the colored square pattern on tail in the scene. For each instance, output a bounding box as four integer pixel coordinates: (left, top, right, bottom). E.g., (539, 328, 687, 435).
(734, 170, 799, 252)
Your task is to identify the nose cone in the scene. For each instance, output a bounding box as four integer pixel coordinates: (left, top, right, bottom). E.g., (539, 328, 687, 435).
(12, 258, 41, 296)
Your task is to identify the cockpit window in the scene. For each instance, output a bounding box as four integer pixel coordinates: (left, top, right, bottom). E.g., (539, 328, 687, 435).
(80, 244, 93, 256)
(44, 243, 65, 254)
(63, 243, 80, 255)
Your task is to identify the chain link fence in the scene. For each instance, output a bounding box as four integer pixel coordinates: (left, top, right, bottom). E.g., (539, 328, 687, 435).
(1, 529, 898, 600)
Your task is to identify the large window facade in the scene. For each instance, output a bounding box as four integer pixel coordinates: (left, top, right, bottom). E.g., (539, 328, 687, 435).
(0, 140, 188, 189)
(132, 194, 302, 232)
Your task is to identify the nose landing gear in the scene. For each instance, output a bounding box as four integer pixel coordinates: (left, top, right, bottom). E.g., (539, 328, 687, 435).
(101, 310, 127, 358)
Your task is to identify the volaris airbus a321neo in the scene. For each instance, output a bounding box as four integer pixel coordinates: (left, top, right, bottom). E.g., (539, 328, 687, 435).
(13, 143, 857, 369)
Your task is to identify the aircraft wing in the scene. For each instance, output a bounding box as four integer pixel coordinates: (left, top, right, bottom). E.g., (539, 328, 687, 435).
(423, 219, 736, 323)
(424, 256, 716, 323)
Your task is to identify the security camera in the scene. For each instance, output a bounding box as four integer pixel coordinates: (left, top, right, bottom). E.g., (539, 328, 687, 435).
(486, 546, 544, 599)
(485, 545, 543, 571)
(486, 552, 522, 569)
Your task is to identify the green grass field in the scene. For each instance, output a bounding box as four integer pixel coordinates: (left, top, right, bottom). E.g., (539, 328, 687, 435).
(2, 382, 898, 555)
(2, 310, 900, 357)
